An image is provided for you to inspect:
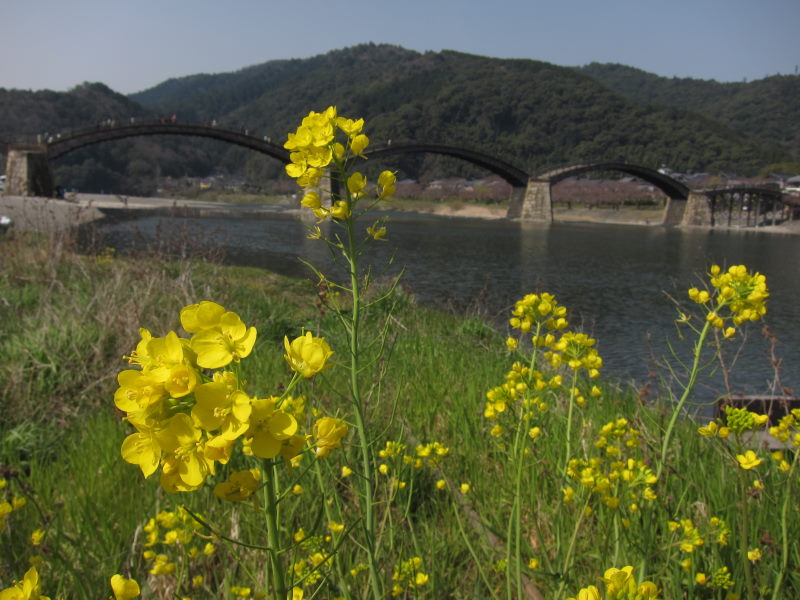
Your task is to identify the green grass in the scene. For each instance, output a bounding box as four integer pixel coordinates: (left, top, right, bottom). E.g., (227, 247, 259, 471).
(0, 231, 797, 599)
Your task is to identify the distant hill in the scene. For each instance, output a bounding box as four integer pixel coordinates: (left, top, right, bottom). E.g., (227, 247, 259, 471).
(577, 63, 800, 162)
(0, 45, 795, 194)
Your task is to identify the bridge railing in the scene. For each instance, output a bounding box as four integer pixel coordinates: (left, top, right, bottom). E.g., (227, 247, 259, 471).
(2, 119, 277, 147)
(530, 158, 654, 178)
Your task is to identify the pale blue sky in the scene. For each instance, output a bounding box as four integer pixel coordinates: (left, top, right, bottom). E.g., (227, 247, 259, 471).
(2, 0, 798, 94)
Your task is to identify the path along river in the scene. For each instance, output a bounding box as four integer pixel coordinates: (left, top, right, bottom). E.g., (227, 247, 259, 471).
(84, 205, 800, 405)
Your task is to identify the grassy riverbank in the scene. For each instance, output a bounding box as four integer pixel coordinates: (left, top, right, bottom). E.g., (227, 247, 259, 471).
(1, 231, 797, 599)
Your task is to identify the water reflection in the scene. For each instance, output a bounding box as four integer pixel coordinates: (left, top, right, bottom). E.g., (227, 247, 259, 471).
(83, 212, 799, 397)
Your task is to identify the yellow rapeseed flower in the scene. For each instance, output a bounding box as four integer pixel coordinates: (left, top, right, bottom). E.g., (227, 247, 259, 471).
(190, 309, 257, 369)
(328, 521, 345, 534)
(747, 548, 762, 562)
(736, 450, 762, 470)
(284, 332, 334, 378)
(30, 529, 45, 546)
(245, 397, 298, 459)
(330, 200, 351, 220)
(366, 223, 387, 241)
(566, 585, 600, 600)
(213, 469, 261, 502)
(312, 417, 348, 457)
(110, 574, 140, 600)
(350, 133, 369, 157)
(377, 170, 397, 199)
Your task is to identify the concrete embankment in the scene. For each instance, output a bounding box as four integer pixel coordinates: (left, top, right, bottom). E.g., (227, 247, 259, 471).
(0, 195, 106, 232)
(0, 194, 303, 232)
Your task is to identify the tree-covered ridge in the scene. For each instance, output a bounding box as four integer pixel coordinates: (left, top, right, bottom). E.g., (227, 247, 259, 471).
(0, 83, 148, 138)
(130, 45, 781, 177)
(578, 62, 800, 161)
(0, 45, 795, 194)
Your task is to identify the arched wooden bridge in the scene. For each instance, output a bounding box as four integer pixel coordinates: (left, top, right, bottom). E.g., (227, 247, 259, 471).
(3, 120, 796, 227)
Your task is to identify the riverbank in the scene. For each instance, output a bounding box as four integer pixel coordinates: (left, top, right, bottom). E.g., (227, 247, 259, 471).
(2, 193, 799, 234)
(2, 232, 798, 598)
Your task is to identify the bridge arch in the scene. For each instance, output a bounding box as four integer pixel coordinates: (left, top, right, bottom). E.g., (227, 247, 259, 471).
(537, 161, 690, 200)
(46, 121, 291, 164)
(365, 142, 530, 188)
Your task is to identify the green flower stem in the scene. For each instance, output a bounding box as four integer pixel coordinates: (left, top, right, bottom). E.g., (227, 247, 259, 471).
(556, 493, 592, 598)
(343, 215, 383, 600)
(563, 370, 579, 475)
(657, 317, 713, 480)
(738, 469, 755, 600)
(528, 323, 543, 375)
(506, 415, 526, 600)
(506, 323, 543, 599)
(311, 457, 352, 600)
(264, 459, 287, 599)
(772, 454, 798, 600)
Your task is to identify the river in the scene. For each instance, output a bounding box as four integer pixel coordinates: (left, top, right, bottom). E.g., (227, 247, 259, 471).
(83, 208, 800, 402)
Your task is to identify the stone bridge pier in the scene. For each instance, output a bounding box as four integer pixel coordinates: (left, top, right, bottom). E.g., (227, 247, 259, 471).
(507, 179, 552, 222)
(4, 146, 54, 197)
(680, 191, 713, 227)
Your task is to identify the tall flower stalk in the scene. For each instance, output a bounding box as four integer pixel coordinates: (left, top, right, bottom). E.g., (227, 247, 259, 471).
(658, 264, 769, 478)
(283, 107, 398, 599)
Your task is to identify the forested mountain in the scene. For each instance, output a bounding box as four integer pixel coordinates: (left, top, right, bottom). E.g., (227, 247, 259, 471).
(577, 63, 800, 163)
(1, 45, 796, 195)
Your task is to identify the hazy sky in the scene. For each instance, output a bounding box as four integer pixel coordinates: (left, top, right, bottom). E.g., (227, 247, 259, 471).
(2, 0, 798, 94)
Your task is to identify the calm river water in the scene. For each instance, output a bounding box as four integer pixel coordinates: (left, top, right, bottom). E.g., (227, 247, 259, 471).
(87, 209, 800, 400)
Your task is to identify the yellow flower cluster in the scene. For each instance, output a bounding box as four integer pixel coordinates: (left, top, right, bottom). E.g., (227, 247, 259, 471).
(284, 106, 397, 224)
(567, 420, 657, 512)
(508, 292, 569, 335)
(0, 478, 27, 534)
(116, 301, 344, 493)
(723, 406, 769, 434)
(769, 408, 800, 447)
(291, 549, 330, 587)
(140, 507, 215, 579)
(567, 565, 659, 599)
(290, 532, 337, 593)
(378, 440, 407, 459)
(390, 557, 429, 597)
(668, 518, 704, 553)
(546, 331, 603, 378)
(772, 450, 792, 472)
(230, 585, 252, 599)
(668, 515, 729, 556)
(376, 439, 450, 492)
(484, 363, 553, 423)
(698, 406, 769, 450)
(688, 264, 768, 338)
(412, 441, 450, 468)
(695, 566, 734, 590)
